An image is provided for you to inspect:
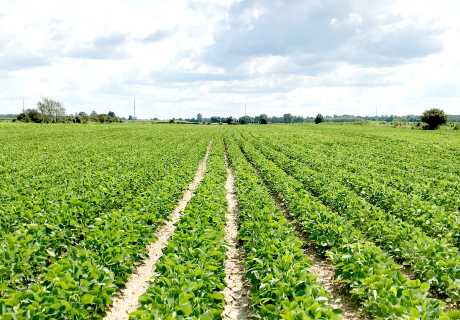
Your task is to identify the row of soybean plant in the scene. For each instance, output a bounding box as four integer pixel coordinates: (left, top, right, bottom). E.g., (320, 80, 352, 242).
(263, 128, 460, 213)
(0, 132, 200, 298)
(225, 137, 341, 319)
(1, 137, 211, 319)
(261, 129, 460, 222)
(131, 139, 229, 319)
(245, 132, 460, 301)
(236, 135, 457, 319)
(131, 136, 345, 320)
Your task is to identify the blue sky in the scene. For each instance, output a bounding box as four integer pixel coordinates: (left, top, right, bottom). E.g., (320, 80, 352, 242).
(0, 0, 459, 119)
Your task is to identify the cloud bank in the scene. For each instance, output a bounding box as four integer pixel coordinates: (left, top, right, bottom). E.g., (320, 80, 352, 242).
(0, 0, 458, 119)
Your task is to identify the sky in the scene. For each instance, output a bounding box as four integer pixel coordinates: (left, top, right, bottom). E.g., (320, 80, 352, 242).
(0, 0, 459, 119)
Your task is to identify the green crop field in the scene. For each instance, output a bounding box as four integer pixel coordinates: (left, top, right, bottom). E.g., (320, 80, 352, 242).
(1, 122, 460, 319)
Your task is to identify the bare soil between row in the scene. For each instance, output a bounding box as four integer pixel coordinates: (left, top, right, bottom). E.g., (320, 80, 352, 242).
(104, 141, 212, 320)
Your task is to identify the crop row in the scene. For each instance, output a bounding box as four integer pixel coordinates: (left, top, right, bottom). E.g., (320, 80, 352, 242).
(131, 139, 228, 319)
(0, 129, 198, 234)
(225, 137, 341, 319)
(0, 137, 211, 319)
(236, 136, 456, 319)
(253, 132, 460, 244)
(269, 126, 460, 184)
(268, 129, 460, 212)
(245, 133, 460, 301)
(334, 128, 460, 178)
(263, 131, 460, 214)
(0, 139, 205, 297)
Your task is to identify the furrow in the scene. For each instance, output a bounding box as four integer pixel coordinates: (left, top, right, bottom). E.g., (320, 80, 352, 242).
(221, 150, 254, 320)
(235, 136, 451, 319)
(246, 148, 368, 320)
(104, 140, 213, 320)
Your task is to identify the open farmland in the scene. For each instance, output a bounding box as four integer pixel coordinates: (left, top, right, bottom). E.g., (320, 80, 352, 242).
(1, 122, 460, 320)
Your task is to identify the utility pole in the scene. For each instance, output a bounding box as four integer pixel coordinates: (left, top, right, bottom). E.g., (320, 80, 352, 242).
(134, 99, 136, 118)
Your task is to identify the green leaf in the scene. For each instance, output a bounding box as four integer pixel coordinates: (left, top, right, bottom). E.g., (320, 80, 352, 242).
(81, 294, 95, 304)
(180, 303, 192, 316)
(212, 292, 225, 300)
(420, 283, 430, 291)
(410, 308, 420, 318)
(199, 312, 213, 320)
(448, 310, 460, 320)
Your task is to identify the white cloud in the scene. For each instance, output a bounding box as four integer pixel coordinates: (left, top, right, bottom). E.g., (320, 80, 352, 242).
(0, 0, 459, 119)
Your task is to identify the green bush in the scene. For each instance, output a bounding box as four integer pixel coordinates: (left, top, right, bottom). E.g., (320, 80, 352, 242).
(17, 109, 44, 123)
(421, 108, 449, 130)
(315, 113, 324, 124)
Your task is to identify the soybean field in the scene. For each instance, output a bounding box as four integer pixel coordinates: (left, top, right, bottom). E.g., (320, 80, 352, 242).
(1, 122, 460, 320)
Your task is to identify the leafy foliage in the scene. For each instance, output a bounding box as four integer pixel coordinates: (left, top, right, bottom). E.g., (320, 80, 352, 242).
(226, 138, 340, 320)
(16, 109, 44, 123)
(0, 125, 213, 319)
(248, 134, 460, 300)
(236, 135, 453, 319)
(314, 114, 324, 124)
(421, 108, 449, 129)
(132, 139, 228, 319)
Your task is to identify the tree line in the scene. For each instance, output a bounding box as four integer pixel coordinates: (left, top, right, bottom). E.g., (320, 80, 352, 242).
(188, 112, 460, 126)
(15, 97, 121, 123)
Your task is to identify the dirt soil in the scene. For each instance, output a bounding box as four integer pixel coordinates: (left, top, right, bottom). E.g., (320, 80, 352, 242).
(104, 141, 213, 320)
(248, 158, 369, 320)
(221, 152, 254, 320)
(276, 198, 367, 320)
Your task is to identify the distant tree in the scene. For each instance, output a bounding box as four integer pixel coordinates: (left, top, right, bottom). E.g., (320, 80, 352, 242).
(74, 114, 90, 123)
(197, 113, 203, 123)
(36, 96, 66, 123)
(17, 112, 29, 122)
(108, 111, 116, 118)
(260, 114, 268, 124)
(315, 113, 324, 124)
(421, 108, 449, 130)
(128, 115, 133, 120)
(0, 114, 18, 118)
(227, 116, 234, 124)
(91, 111, 97, 116)
(90, 114, 119, 123)
(17, 109, 44, 123)
(210, 116, 220, 123)
(293, 115, 304, 123)
(283, 113, 293, 123)
(239, 116, 251, 124)
(270, 116, 283, 123)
